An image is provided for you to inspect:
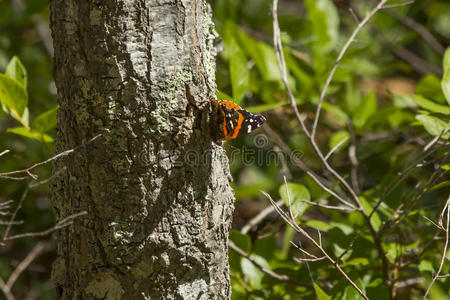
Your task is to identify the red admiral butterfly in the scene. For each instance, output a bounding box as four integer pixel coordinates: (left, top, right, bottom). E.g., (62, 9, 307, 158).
(212, 99, 266, 140)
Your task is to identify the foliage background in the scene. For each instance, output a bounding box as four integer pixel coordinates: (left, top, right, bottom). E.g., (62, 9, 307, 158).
(0, 0, 449, 299)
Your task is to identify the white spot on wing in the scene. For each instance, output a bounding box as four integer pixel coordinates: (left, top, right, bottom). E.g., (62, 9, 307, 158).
(247, 125, 252, 133)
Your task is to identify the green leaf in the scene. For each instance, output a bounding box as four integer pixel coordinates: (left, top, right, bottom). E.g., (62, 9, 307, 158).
(442, 47, 450, 106)
(304, 0, 339, 53)
(32, 105, 59, 133)
(328, 130, 349, 153)
(245, 102, 287, 113)
(280, 225, 295, 258)
(0, 73, 28, 118)
(360, 196, 381, 232)
(353, 92, 377, 128)
(322, 102, 349, 126)
(314, 283, 331, 300)
(304, 220, 333, 232)
(392, 93, 417, 108)
(240, 254, 268, 289)
(413, 95, 450, 115)
(342, 257, 369, 267)
(236, 28, 281, 82)
(7, 126, 53, 143)
(279, 182, 310, 218)
(418, 260, 434, 273)
(443, 47, 450, 74)
(5, 56, 27, 88)
(416, 74, 447, 104)
(427, 180, 450, 192)
(216, 90, 232, 100)
(225, 24, 250, 103)
(391, 92, 450, 114)
(415, 114, 450, 139)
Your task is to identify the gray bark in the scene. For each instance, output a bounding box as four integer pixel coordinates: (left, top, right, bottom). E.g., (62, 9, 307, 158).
(49, 0, 234, 299)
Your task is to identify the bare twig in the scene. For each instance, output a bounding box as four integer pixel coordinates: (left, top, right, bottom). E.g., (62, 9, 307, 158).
(272, 0, 395, 295)
(347, 123, 360, 193)
(392, 45, 442, 76)
(0, 277, 15, 300)
(4, 211, 87, 240)
(0, 134, 101, 179)
(272, 0, 311, 139)
(300, 199, 355, 212)
(3, 186, 31, 240)
(284, 176, 296, 221)
(290, 241, 321, 259)
(324, 136, 349, 161)
(229, 240, 312, 288)
(424, 122, 450, 152)
(423, 197, 450, 300)
(241, 199, 284, 234)
(306, 171, 356, 209)
(0, 150, 10, 158)
(0, 221, 23, 226)
(3, 167, 67, 240)
(262, 191, 369, 300)
(6, 242, 46, 289)
(311, 0, 389, 138)
(382, 0, 415, 9)
(384, 9, 445, 55)
(293, 256, 327, 263)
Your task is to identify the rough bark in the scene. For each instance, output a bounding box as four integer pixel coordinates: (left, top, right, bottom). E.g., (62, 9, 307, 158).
(49, 0, 234, 299)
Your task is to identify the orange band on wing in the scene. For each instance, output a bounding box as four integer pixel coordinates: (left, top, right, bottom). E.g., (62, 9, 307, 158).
(230, 112, 244, 139)
(222, 117, 228, 137)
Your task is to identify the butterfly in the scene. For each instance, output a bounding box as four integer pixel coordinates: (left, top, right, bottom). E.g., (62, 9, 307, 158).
(212, 99, 266, 140)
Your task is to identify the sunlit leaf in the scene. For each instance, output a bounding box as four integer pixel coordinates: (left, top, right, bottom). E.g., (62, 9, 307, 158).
(304, 220, 334, 232)
(415, 114, 450, 139)
(0, 73, 28, 118)
(416, 74, 446, 104)
(442, 47, 450, 106)
(240, 254, 268, 289)
(245, 102, 286, 113)
(225, 23, 249, 104)
(239, 33, 281, 82)
(353, 91, 377, 128)
(418, 260, 434, 273)
(328, 130, 349, 153)
(5, 56, 27, 88)
(314, 283, 331, 300)
(360, 196, 381, 232)
(7, 126, 53, 143)
(427, 180, 450, 192)
(216, 90, 232, 100)
(413, 95, 450, 115)
(32, 105, 59, 133)
(323, 102, 349, 126)
(279, 182, 310, 218)
(392, 93, 417, 108)
(304, 0, 339, 53)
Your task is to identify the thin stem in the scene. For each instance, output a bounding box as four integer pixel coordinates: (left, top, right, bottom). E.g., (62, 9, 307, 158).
(311, 0, 389, 138)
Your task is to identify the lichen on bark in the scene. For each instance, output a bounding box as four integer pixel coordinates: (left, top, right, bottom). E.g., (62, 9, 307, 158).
(49, 0, 234, 299)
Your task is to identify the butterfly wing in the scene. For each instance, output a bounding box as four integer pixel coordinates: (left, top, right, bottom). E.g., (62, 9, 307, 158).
(216, 100, 265, 140)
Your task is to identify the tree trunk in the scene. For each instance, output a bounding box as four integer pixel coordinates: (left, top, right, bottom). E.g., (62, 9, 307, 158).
(49, 1, 234, 299)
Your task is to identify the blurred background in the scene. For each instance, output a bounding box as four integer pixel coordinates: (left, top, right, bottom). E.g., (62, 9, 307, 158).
(0, 0, 449, 299)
